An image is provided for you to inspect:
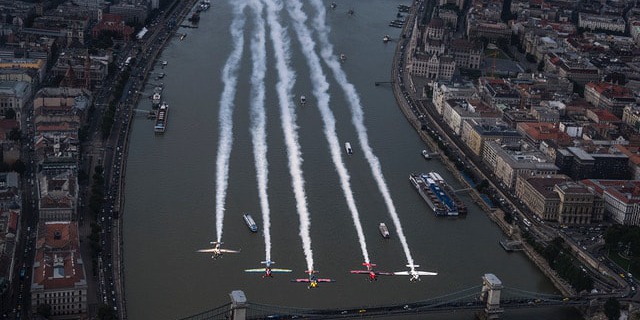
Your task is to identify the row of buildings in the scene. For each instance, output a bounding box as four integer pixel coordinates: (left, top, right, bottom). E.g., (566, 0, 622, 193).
(0, 0, 170, 318)
(431, 77, 640, 226)
(403, 0, 640, 227)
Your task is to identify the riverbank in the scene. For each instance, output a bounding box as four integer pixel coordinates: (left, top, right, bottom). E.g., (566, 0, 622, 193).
(111, 0, 199, 318)
(390, 0, 576, 299)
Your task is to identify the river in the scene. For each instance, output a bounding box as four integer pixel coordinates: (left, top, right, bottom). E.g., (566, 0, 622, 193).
(122, 0, 582, 319)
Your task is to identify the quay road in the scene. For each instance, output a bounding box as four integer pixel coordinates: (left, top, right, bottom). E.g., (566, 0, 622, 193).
(389, 0, 635, 305)
(91, 0, 198, 318)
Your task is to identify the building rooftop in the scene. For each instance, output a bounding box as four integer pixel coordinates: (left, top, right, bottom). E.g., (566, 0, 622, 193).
(525, 175, 572, 198)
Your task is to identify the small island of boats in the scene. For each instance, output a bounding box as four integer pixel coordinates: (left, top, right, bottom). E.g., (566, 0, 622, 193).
(409, 172, 467, 216)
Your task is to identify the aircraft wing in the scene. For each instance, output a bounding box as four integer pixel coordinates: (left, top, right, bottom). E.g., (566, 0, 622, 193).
(292, 278, 311, 283)
(394, 271, 438, 276)
(219, 249, 240, 254)
(350, 270, 370, 274)
(244, 268, 267, 273)
(197, 249, 216, 253)
(374, 271, 395, 276)
(270, 268, 293, 273)
(316, 278, 336, 283)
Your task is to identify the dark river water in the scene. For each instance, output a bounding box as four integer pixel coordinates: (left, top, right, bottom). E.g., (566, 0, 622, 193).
(122, 0, 582, 319)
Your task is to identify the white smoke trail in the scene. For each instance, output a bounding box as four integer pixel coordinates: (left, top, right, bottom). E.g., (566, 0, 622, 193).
(263, 0, 314, 271)
(248, 0, 272, 261)
(309, 1, 417, 271)
(215, 0, 247, 243)
(285, 1, 370, 264)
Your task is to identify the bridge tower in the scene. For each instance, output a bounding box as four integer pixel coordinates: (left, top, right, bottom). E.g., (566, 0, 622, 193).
(480, 273, 504, 319)
(229, 290, 248, 320)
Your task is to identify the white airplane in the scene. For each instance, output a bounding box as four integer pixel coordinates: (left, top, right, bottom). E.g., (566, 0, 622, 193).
(245, 260, 292, 278)
(394, 264, 437, 282)
(196, 241, 240, 259)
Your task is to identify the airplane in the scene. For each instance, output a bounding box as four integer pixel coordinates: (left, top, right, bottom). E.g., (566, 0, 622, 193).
(244, 260, 292, 278)
(196, 241, 240, 259)
(350, 262, 394, 281)
(291, 270, 335, 289)
(394, 264, 437, 282)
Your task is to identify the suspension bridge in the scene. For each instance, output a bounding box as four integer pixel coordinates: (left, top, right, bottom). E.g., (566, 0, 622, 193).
(177, 274, 607, 320)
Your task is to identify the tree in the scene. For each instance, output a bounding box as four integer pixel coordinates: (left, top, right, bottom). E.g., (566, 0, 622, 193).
(500, 0, 514, 22)
(4, 108, 15, 119)
(98, 304, 117, 320)
(12, 159, 26, 175)
(604, 297, 620, 320)
(8, 128, 21, 141)
(36, 303, 52, 317)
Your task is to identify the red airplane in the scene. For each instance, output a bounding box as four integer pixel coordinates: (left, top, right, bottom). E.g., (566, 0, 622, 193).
(291, 270, 335, 288)
(350, 262, 394, 281)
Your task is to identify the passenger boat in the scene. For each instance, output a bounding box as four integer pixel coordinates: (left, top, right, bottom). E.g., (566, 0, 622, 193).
(243, 213, 258, 232)
(409, 172, 466, 216)
(154, 102, 168, 134)
(151, 92, 162, 108)
(379, 223, 390, 238)
(200, 0, 211, 11)
(345, 142, 353, 155)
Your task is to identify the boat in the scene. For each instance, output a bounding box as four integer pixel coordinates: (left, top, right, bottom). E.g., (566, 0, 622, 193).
(200, 0, 211, 11)
(189, 11, 200, 23)
(398, 4, 410, 12)
(300, 95, 306, 105)
(154, 102, 168, 133)
(161, 60, 168, 66)
(157, 72, 165, 79)
(340, 53, 347, 62)
(151, 86, 163, 108)
(379, 223, 390, 239)
(180, 33, 187, 40)
(151, 92, 161, 107)
(347, 9, 354, 15)
(383, 35, 391, 43)
(330, 2, 337, 9)
(422, 149, 431, 160)
(345, 142, 353, 155)
(243, 213, 258, 232)
(409, 172, 467, 216)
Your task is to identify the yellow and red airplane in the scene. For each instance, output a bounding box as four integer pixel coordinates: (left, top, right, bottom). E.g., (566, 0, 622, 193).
(292, 270, 335, 288)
